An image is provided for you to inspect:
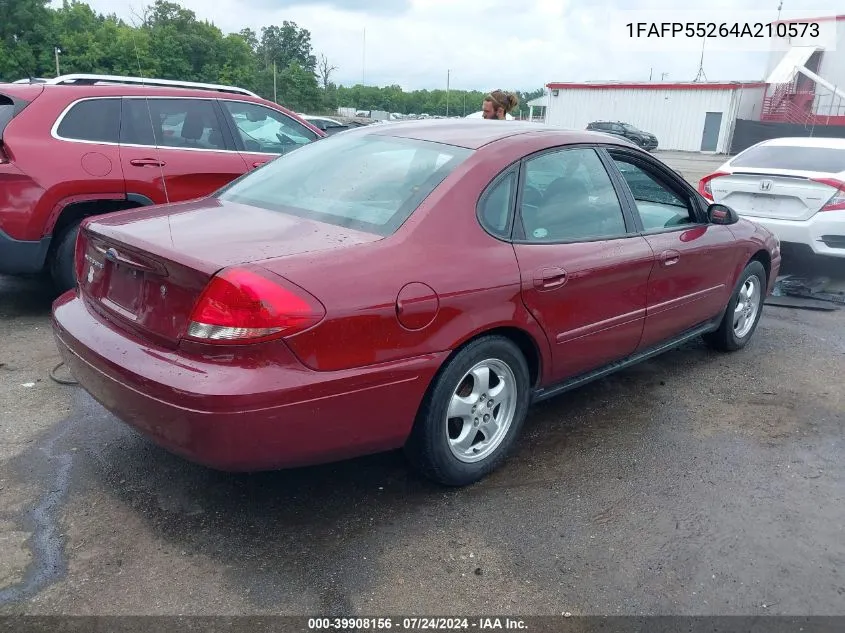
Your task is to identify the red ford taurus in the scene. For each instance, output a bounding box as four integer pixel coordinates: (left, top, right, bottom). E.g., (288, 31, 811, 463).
(51, 120, 781, 486)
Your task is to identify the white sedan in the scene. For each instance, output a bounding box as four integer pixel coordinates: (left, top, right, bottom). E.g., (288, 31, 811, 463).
(699, 137, 845, 258)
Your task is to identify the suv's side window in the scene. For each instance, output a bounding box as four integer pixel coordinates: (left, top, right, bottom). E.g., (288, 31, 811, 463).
(55, 98, 121, 144)
(520, 147, 628, 242)
(610, 154, 696, 231)
(121, 98, 227, 150)
(222, 101, 318, 154)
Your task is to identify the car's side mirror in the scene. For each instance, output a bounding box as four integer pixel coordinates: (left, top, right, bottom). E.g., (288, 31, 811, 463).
(708, 203, 739, 225)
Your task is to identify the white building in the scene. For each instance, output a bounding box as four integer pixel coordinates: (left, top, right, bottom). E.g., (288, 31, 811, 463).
(526, 96, 547, 122)
(761, 14, 845, 123)
(542, 81, 766, 153)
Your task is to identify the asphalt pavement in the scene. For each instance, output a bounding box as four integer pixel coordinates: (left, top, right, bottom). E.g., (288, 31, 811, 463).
(1, 155, 844, 618)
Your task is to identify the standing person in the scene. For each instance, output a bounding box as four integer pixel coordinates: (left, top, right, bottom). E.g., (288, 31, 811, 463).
(482, 89, 519, 119)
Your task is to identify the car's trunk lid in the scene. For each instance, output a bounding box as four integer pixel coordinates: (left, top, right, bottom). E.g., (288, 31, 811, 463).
(78, 198, 382, 347)
(712, 169, 840, 221)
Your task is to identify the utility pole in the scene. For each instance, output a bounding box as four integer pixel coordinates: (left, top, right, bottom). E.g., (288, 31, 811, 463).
(273, 60, 277, 103)
(54, 47, 61, 76)
(362, 28, 366, 85)
(446, 69, 450, 116)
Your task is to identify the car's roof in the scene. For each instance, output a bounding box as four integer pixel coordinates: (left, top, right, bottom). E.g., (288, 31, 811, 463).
(756, 136, 845, 149)
(357, 118, 627, 150)
(26, 83, 264, 102)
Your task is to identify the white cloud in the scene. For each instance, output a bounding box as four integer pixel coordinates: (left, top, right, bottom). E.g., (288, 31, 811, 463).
(53, 0, 843, 92)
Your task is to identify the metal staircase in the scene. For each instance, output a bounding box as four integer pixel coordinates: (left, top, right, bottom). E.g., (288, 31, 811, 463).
(761, 81, 815, 125)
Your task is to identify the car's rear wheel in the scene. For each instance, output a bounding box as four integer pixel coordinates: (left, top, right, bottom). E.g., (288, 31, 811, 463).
(49, 219, 82, 295)
(703, 260, 766, 352)
(405, 336, 531, 486)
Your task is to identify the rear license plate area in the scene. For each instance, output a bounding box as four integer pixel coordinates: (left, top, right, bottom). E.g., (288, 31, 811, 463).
(104, 263, 143, 317)
(751, 194, 781, 214)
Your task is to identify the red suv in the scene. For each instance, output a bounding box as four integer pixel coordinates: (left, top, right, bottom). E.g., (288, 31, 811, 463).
(0, 74, 324, 292)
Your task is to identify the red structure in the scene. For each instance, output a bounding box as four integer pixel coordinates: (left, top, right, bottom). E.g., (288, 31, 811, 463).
(760, 18, 845, 126)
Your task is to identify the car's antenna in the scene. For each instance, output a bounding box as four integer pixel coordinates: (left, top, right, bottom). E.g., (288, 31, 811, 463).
(7, 34, 35, 82)
(128, 5, 170, 207)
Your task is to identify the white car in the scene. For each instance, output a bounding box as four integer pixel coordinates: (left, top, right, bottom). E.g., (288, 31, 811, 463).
(699, 137, 845, 258)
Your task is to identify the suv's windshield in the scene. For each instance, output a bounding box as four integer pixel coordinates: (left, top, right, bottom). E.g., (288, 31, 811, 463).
(623, 124, 641, 133)
(216, 133, 473, 235)
(731, 144, 845, 173)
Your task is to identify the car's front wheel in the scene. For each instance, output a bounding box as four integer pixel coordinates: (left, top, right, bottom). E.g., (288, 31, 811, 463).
(405, 336, 531, 486)
(703, 260, 767, 352)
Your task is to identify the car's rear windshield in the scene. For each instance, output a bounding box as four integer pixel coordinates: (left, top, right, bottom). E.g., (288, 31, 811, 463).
(731, 144, 845, 173)
(216, 133, 473, 235)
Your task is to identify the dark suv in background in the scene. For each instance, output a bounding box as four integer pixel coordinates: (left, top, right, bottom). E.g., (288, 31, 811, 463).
(587, 121, 658, 151)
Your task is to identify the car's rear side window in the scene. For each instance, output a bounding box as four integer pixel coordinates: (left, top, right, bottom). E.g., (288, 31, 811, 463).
(731, 144, 845, 173)
(121, 98, 227, 150)
(56, 98, 121, 143)
(0, 95, 17, 138)
(217, 133, 473, 235)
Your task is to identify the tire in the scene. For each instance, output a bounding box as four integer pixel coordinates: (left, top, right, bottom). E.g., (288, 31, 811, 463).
(49, 220, 82, 295)
(404, 335, 531, 486)
(703, 260, 767, 352)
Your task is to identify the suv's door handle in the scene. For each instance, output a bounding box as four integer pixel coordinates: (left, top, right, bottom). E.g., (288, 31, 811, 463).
(130, 158, 165, 167)
(660, 249, 680, 267)
(534, 267, 567, 290)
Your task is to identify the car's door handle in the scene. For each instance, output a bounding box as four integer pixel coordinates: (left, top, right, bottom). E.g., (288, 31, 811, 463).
(660, 250, 680, 267)
(252, 161, 268, 169)
(534, 267, 567, 290)
(129, 158, 165, 167)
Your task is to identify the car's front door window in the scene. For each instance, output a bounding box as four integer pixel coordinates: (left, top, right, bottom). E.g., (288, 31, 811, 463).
(610, 155, 696, 231)
(222, 101, 318, 155)
(520, 147, 628, 242)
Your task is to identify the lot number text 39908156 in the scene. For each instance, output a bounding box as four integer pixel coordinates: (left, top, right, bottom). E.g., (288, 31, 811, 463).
(307, 617, 528, 630)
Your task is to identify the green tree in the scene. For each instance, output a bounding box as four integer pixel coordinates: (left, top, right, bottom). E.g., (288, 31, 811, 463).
(1, 0, 543, 116)
(0, 0, 55, 80)
(258, 22, 316, 72)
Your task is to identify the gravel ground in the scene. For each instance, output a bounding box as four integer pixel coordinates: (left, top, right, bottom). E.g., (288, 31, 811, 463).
(0, 154, 844, 619)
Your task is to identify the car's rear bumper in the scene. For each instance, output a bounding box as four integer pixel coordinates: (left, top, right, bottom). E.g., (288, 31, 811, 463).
(739, 210, 845, 259)
(0, 227, 51, 274)
(52, 291, 447, 471)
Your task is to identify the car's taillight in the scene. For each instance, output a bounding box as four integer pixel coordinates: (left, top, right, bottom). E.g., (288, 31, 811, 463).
(811, 177, 845, 212)
(185, 267, 325, 344)
(74, 227, 87, 283)
(698, 171, 730, 201)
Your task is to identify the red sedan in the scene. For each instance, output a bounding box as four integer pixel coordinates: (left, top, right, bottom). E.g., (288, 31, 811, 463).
(52, 120, 781, 486)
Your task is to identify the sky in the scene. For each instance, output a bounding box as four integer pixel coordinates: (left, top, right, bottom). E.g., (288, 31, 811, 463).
(51, 0, 844, 93)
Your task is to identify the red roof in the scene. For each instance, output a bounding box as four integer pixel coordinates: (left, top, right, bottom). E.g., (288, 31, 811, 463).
(546, 82, 767, 91)
(770, 14, 844, 24)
